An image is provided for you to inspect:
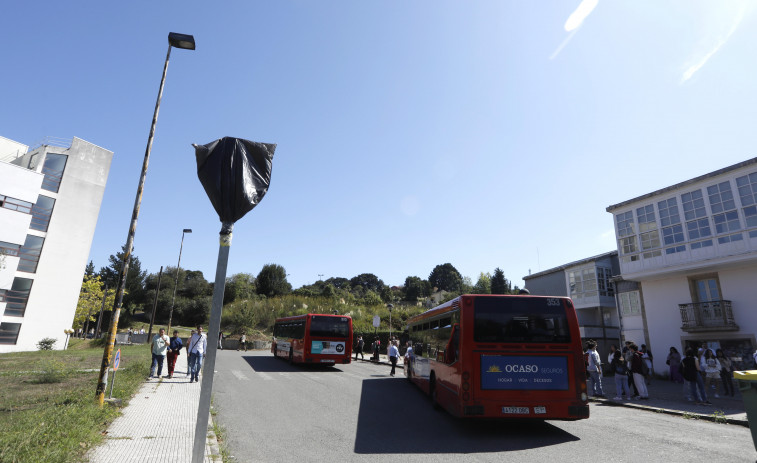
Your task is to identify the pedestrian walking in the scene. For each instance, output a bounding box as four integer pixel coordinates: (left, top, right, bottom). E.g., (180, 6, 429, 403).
(187, 326, 208, 383)
(682, 347, 710, 404)
(149, 328, 170, 378)
(388, 339, 399, 376)
(585, 341, 604, 397)
(716, 349, 735, 397)
(218, 331, 224, 350)
(238, 334, 247, 352)
(372, 337, 381, 362)
(166, 330, 182, 379)
(611, 350, 630, 400)
(607, 344, 618, 369)
(354, 335, 364, 360)
(667, 347, 683, 383)
(186, 329, 195, 377)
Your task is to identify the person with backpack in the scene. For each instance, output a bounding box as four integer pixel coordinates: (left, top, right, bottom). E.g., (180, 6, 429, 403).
(354, 335, 364, 360)
(611, 350, 630, 400)
(585, 341, 604, 398)
(681, 347, 710, 405)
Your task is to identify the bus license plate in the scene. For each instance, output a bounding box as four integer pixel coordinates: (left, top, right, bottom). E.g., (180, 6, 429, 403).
(502, 407, 529, 414)
(534, 406, 546, 414)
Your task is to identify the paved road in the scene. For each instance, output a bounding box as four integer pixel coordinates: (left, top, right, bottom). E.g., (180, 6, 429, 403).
(212, 351, 756, 463)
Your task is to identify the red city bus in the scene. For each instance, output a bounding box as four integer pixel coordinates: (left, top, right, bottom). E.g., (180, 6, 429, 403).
(404, 294, 589, 420)
(271, 314, 353, 365)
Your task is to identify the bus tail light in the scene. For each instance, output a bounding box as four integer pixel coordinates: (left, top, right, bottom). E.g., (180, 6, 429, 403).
(462, 371, 470, 381)
(462, 391, 470, 401)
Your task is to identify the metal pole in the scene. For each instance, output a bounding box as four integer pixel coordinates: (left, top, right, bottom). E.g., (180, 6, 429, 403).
(192, 225, 232, 463)
(167, 231, 187, 332)
(108, 368, 117, 399)
(96, 43, 173, 406)
(95, 283, 108, 339)
(147, 266, 164, 342)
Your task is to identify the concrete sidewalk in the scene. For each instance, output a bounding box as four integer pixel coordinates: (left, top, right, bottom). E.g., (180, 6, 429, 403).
(360, 354, 749, 426)
(87, 353, 220, 462)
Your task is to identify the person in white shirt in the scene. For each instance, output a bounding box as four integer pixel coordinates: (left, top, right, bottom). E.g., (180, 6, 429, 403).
(586, 340, 604, 397)
(187, 325, 208, 383)
(388, 340, 400, 376)
(150, 328, 170, 378)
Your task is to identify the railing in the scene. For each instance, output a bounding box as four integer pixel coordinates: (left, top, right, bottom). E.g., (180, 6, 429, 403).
(28, 137, 72, 151)
(679, 300, 738, 332)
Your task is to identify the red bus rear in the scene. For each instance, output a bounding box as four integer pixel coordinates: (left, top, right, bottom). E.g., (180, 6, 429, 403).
(404, 294, 589, 420)
(272, 314, 353, 365)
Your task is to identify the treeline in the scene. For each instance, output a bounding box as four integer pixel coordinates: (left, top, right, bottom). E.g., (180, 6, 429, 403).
(75, 247, 521, 336)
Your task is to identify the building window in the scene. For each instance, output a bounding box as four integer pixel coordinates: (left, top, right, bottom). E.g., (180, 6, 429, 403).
(636, 204, 657, 232)
(0, 241, 21, 257)
(0, 323, 22, 345)
(3, 277, 33, 317)
(643, 250, 662, 258)
(0, 195, 33, 214)
(687, 218, 712, 240)
(597, 267, 614, 296)
(30, 195, 55, 232)
(619, 236, 637, 254)
(750, 230, 757, 239)
(41, 153, 68, 193)
(18, 235, 44, 273)
(707, 181, 736, 214)
(713, 210, 741, 234)
(681, 189, 707, 221)
(742, 204, 757, 229)
(569, 268, 600, 298)
(640, 230, 660, 250)
(736, 172, 757, 206)
(618, 291, 641, 316)
(658, 198, 681, 226)
(717, 233, 743, 244)
(691, 239, 713, 249)
(665, 245, 686, 255)
(616, 211, 635, 237)
(662, 224, 685, 246)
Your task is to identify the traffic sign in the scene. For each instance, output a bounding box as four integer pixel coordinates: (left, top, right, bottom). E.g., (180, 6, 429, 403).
(372, 315, 380, 328)
(113, 349, 121, 371)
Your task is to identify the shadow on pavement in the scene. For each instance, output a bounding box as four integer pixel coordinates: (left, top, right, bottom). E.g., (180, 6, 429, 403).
(354, 377, 580, 454)
(241, 355, 346, 373)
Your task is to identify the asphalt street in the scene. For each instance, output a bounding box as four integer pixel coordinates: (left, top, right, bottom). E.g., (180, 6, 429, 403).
(211, 350, 756, 463)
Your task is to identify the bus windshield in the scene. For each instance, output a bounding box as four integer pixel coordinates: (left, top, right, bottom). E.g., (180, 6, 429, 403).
(309, 316, 350, 338)
(474, 296, 571, 343)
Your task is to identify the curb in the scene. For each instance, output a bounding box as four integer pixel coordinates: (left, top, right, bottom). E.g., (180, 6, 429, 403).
(590, 397, 748, 427)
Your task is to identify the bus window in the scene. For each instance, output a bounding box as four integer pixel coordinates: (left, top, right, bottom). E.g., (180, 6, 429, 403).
(474, 296, 571, 343)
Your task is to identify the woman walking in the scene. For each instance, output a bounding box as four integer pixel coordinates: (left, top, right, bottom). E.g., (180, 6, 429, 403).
(667, 347, 683, 383)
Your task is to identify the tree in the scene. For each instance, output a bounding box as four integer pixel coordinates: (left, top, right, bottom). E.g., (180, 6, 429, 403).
(84, 260, 96, 279)
(224, 273, 256, 305)
(73, 275, 115, 330)
(349, 273, 385, 294)
(428, 263, 462, 292)
(460, 276, 473, 294)
(472, 272, 492, 294)
(491, 267, 512, 294)
(403, 276, 432, 301)
(256, 264, 292, 297)
(98, 245, 148, 323)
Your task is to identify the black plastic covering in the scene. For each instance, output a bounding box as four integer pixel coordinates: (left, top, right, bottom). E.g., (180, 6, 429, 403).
(194, 137, 276, 227)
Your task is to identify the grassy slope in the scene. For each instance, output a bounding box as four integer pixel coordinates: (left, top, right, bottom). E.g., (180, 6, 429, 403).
(0, 339, 151, 462)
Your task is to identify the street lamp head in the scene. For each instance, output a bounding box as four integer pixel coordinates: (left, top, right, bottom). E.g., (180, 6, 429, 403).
(168, 32, 195, 50)
(183, 229, 193, 233)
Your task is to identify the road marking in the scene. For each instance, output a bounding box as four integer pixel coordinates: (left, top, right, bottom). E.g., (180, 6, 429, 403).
(231, 370, 249, 381)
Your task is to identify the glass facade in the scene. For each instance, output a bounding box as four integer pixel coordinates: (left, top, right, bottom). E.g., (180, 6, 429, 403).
(0, 323, 22, 345)
(18, 235, 44, 273)
(41, 153, 67, 193)
(3, 278, 33, 317)
(30, 195, 55, 232)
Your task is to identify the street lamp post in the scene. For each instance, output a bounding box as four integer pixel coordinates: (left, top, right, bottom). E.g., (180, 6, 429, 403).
(167, 228, 192, 332)
(95, 32, 195, 406)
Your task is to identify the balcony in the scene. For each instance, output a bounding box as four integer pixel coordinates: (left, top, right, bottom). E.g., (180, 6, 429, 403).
(679, 300, 739, 332)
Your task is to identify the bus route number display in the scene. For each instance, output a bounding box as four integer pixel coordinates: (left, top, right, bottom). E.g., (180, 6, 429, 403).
(480, 355, 569, 390)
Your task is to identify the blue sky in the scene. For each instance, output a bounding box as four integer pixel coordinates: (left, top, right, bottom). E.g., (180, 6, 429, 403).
(3, 1, 757, 290)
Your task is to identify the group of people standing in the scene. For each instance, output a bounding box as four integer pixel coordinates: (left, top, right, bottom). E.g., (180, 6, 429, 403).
(586, 340, 653, 400)
(149, 325, 208, 382)
(353, 335, 402, 376)
(669, 346, 737, 404)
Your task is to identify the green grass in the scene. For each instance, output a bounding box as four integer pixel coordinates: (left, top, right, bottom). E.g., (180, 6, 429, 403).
(0, 341, 151, 462)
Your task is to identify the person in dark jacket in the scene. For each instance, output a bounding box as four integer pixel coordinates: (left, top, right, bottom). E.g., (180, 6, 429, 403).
(629, 343, 649, 399)
(166, 330, 183, 379)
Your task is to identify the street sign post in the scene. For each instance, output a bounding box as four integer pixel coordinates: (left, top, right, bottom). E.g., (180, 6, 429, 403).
(109, 349, 121, 399)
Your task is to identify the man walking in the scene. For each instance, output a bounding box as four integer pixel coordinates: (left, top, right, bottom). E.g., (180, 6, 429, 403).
(355, 335, 364, 360)
(187, 325, 208, 383)
(150, 328, 170, 379)
(388, 340, 400, 376)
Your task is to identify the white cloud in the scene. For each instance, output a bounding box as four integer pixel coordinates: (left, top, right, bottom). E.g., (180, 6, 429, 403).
(681, 4, 748, 83)
(551, 0, 599, 60)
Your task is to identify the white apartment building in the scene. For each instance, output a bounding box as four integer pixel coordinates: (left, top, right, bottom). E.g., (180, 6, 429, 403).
(607, 157, 757, 370)
(523, 251, 621, 355)
(0, 136, 112, 352)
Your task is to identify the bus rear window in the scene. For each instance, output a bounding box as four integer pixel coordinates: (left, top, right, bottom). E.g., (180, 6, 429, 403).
(309, 316, 350, 338)
(474, 297, 571, 343)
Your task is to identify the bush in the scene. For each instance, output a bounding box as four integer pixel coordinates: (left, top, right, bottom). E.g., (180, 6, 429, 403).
(37, 338, 57, 350)
(34, 358, 67, 384)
